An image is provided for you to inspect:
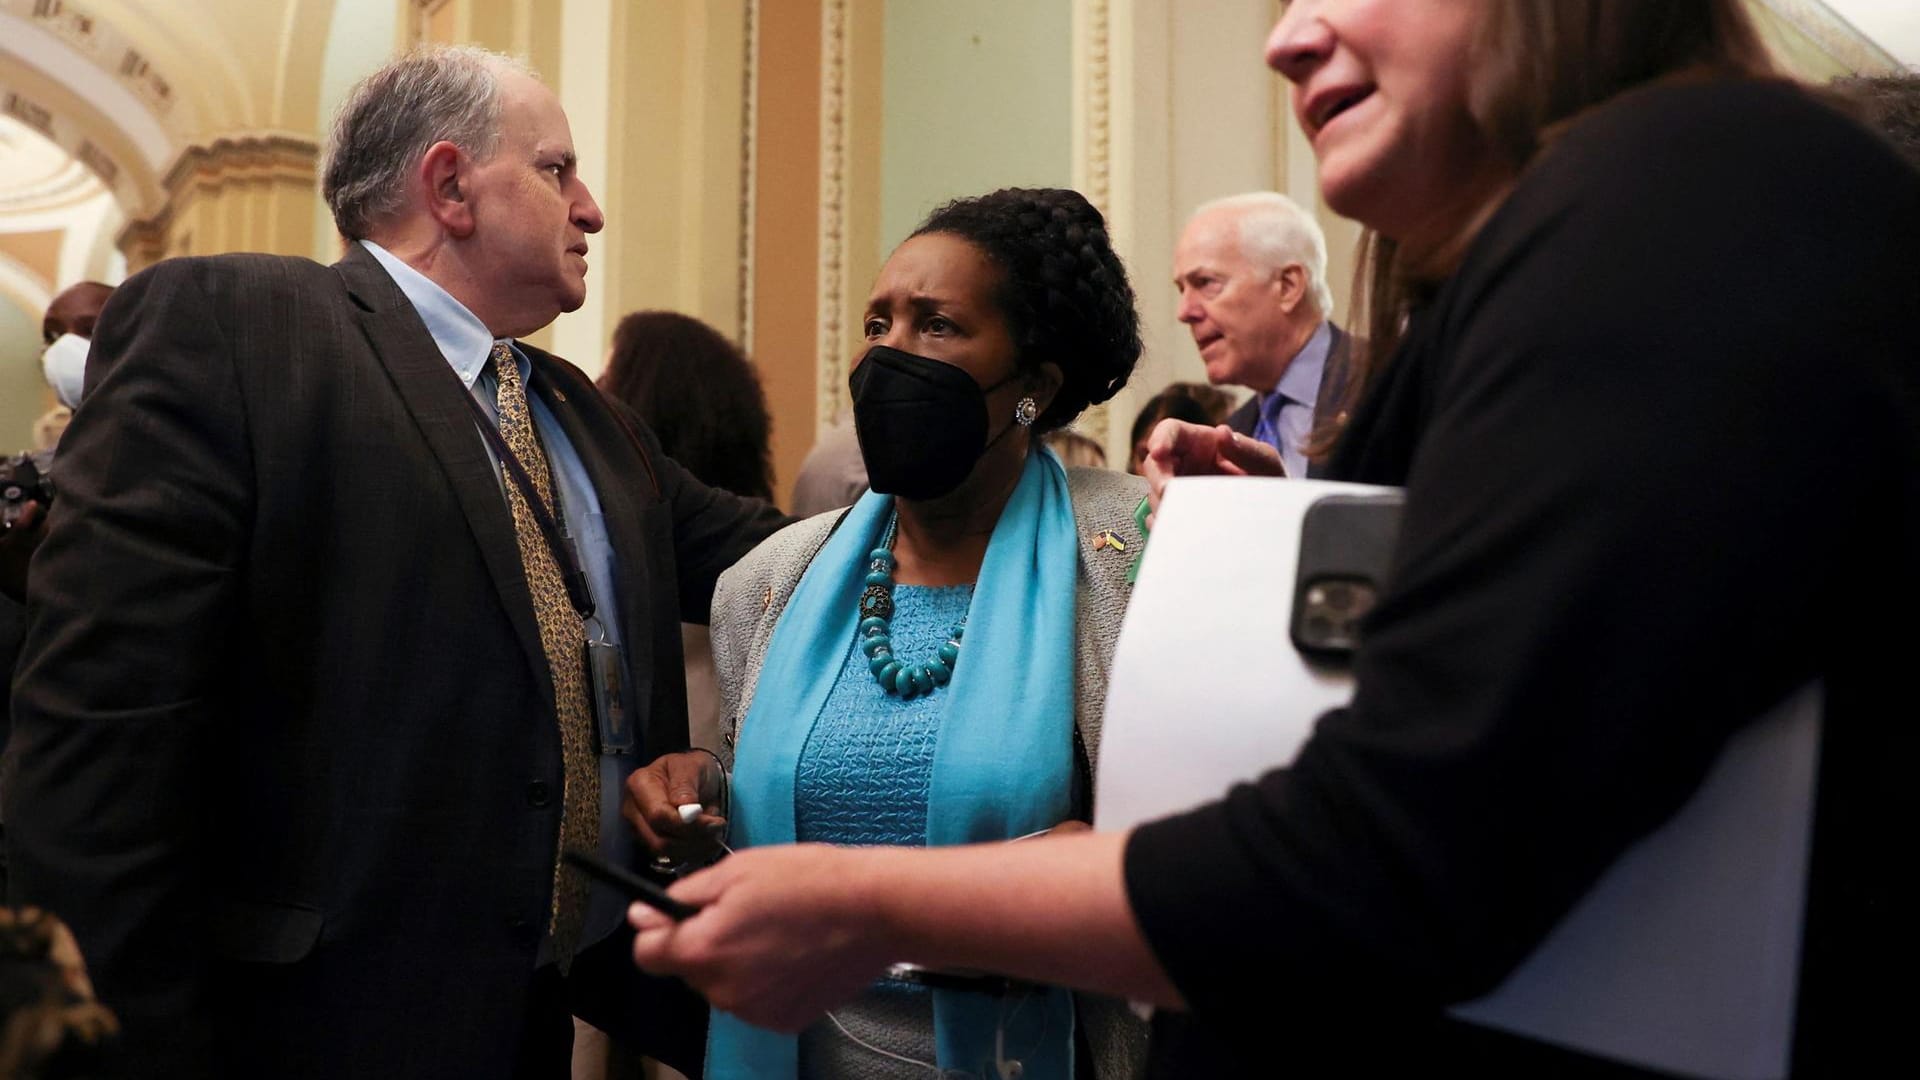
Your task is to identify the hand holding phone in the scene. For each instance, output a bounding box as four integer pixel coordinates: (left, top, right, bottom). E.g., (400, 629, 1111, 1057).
(563, 848, 702, 921)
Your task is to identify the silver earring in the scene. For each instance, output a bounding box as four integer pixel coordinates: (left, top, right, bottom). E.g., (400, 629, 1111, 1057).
(1014, 397, 1038, 427)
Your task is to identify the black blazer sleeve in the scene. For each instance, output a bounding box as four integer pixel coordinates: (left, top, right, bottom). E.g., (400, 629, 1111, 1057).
(6, 258, 256, 1071)
(1123, 79, 1920, 1060)
(601, 396, 792, 625)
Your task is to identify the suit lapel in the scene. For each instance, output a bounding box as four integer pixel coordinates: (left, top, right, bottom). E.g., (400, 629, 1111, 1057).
(1307, 324, 1354, 480)
(524, 351, 657, 707)
(333, 246, 554, 707)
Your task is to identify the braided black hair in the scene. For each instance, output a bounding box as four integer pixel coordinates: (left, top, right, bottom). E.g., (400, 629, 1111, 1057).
(912, 188, 1142, 433)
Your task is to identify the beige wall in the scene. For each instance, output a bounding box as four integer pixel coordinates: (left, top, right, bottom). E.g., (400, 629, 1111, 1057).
(596, 1, 748, 347)
(0, 293, 51, 451)
(877, 1, 1074, 250)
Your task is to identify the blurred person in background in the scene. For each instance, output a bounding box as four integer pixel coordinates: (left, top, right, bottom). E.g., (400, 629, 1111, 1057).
(788, 418, 868, 518)
(1043, 428, 1107, 470)
(1173, 192, 1352, 478)
(31, 281, 114, 452)
(1124, 386, 1214, 476)
(599, 312, 775, 504)
(0, 906, 119, 1079)
(598, 310, 775, 761)
(2, 281, 114, 603)
(2, 281, 116, 900)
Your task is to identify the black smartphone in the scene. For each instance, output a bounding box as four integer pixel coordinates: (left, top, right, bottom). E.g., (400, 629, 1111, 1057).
(1290, 493, 1404, 662)
(884, 962, 1023, 996)
(563, 848, 702, 921)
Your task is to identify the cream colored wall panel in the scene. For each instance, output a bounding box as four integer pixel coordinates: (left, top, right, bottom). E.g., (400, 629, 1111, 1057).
(682, 0, 749, 343)
(0, 289, 50, 450)
(877, 0, 1073, 250)
(536, 0, 750, 372)
(311, 0, 403, 260)
(549, 0, 613, 372)
(271, 0, 337, 134)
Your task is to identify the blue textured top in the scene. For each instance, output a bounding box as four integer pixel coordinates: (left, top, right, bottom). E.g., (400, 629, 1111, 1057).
(794, 584, 974, 847)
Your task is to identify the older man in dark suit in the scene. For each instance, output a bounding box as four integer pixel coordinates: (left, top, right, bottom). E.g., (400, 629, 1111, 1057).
(5, 46, 785, 1079)
(1173, 191, 1353, 479)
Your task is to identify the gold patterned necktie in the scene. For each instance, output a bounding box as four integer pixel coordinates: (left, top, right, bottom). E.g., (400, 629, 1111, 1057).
(489, 340, 600, 970)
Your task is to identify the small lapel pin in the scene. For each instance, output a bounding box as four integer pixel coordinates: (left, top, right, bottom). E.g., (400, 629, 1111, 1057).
(552, 388, 568, 403)
(1089, 530, 1127, 553)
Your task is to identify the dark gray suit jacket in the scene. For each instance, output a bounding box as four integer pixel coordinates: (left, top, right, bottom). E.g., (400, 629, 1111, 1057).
(1224, 322, 1354, 478)
(4, 246, 786, 1078)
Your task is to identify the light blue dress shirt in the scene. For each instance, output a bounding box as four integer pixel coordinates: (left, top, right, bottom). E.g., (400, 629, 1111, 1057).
(1252, 319, 1333, 480)
(361, 240, 635, 954)
(360, 240, 625, 651)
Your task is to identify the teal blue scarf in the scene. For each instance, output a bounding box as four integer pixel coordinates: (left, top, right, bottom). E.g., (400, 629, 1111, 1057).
(710, 448, 1079, 1079)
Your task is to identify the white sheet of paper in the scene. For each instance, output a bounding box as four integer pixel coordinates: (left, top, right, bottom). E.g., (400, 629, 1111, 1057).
(1096, 477, 1817, 1080)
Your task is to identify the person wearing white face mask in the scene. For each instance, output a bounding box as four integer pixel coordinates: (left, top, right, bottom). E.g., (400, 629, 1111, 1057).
(39, 331, 89, 415)
(2, 282, 112, 605)
(33, 281, 114, 448)
(2, 280, 113, 898)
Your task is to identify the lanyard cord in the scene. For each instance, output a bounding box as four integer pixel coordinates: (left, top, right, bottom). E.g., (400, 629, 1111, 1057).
(461, 380, 597, 621)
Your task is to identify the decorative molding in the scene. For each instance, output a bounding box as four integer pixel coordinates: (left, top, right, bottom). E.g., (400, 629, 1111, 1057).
(113, 213, 164, 270)
(1079, 0, 1112, 220)
(738, 0, 759, 354)
(117, 134, 319, 270)
(0, 83, 144, 213)
(7, 0, 180, 119)
(159, 133, 318, 194)
(1073, 0, 1114, 446)
(814, 0, 850, 432)
(1753, 0, 1901, 74)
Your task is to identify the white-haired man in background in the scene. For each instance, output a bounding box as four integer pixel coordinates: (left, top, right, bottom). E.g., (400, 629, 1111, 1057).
(1172, 191, 1353, 479)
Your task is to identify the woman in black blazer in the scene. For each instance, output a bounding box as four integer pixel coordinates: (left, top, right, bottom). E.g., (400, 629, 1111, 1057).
(627, 3, 1920, 1075)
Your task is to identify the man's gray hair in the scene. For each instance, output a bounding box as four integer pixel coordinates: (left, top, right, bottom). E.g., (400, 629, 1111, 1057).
(1192, 191, 1334, 317)
(321, 46, 532, 240)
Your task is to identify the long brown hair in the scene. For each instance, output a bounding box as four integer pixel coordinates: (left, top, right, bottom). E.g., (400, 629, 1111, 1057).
(599, 311, 776, 501)
(1314, 0, 1776, 458)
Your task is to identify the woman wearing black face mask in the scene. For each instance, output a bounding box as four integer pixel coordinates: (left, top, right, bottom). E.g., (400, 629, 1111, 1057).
(621, 188, 1145, 1080)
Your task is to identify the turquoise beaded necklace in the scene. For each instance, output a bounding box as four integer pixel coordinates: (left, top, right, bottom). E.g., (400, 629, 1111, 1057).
(857, 511, 966, 698)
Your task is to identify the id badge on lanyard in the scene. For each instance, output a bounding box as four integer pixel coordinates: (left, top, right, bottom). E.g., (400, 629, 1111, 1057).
(463, 384, 635, 756)
(584, 615, 634, 755)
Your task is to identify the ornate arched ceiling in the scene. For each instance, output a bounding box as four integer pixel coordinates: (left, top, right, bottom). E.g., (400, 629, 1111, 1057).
(0, 0, 337, 223)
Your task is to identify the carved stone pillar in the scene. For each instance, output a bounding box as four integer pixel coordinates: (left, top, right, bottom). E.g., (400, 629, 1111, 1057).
(116, 135, 320, 271)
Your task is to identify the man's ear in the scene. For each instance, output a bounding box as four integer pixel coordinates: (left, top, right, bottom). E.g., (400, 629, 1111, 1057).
(421, 141, 474, 237)
(1275, 264, 1307, 315)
